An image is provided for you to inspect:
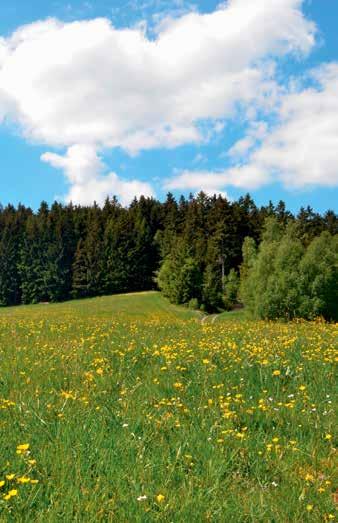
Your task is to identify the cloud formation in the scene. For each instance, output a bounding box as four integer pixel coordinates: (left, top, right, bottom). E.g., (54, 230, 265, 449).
(0, 0, 318, 203)
(41, 145, 154, 205)
(167, 63, 338, 194)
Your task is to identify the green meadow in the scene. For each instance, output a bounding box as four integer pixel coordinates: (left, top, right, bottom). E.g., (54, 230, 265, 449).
(0, 292, 336, 522)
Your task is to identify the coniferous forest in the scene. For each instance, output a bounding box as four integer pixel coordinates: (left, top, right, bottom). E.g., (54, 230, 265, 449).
(0, 192, 337, 317)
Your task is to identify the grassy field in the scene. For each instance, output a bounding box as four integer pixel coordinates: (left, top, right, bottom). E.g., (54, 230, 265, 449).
(0, 292, 336, 522)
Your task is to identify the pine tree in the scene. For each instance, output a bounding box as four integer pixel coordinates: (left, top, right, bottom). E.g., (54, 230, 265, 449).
(72, 239, 89, 298)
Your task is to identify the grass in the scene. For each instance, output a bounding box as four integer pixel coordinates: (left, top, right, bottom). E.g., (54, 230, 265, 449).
(0, 291, 336, 522)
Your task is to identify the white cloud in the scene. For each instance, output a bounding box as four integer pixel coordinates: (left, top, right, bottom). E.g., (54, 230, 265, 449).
(41, 145, 154, 206)
(166, 63, 338, 194)
(0, 2, 315, 150)
(165, 164, 270, 193)
(0, 0, 316, 203)
(253, 63, 338, 188)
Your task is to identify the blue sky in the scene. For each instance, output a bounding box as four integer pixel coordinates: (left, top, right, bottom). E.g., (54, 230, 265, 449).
(0, 0, 337, 213)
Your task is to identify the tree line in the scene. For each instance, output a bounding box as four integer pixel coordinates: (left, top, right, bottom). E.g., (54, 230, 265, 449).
(0, 193, 336, 316)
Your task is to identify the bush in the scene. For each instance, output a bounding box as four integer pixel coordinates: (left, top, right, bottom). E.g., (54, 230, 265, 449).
(223, 269, 240, 310)
(188, 298, 199, 310)
(239, 219, 338, 321)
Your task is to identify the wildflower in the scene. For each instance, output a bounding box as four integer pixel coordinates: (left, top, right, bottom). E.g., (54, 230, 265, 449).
(3, 489, 18, 501)
(304, 473, 314, 482)
(324, 434, 332, 440)
(30, 479, 39, 484)
(272, 370, 281, 376)
(17, 476, 30, 484)
(306, 505, 313, 512)
(0, 481, 5, 488)
(6, 474, 15, 481)
(137, 495, 147, 501)
(16, 443, 29, 454)
(156, 494, 165, 503)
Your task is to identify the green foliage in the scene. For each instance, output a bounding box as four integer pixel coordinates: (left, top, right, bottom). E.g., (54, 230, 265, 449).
(240, 218, 338, 320)
(0, 194, 336, 307)
(223, 268, 240, 310)
(298, 232, 338, 320)
(188, 297, 199, 310)
(202, 263, 223, 312)
(157, 241, 202, 305)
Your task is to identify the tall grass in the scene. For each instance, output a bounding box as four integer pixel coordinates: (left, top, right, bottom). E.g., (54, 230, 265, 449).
(0, 292, 336, 521)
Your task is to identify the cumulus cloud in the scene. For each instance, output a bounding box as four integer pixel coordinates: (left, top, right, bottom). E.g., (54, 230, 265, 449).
(0, 0, 317, 203)
(41, 145, 154, 205)
(166, 63, 338, 194)
(0, 1, 315, 149)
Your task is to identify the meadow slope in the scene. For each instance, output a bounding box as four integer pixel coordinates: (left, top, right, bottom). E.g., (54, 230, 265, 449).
(0, 292, 336, 522)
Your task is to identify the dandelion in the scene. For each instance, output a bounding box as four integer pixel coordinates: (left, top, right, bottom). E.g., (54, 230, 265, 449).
(306, 504, 313, 512)
(272, 370, 281, 376)
(6, 474, 15, 481)
(324, 434, 332, 440)
(0, 481, 5, 488)
(17, 476, 30, 484)
(3, 489, 18, 501)
(16, 443, 29, 454)
(156, 494, 165, 503)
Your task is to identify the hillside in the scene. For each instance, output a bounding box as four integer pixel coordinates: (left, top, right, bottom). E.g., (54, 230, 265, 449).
(0, 292, 336, 521)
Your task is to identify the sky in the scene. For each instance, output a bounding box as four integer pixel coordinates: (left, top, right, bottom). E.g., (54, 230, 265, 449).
(0, 0, 337, 213)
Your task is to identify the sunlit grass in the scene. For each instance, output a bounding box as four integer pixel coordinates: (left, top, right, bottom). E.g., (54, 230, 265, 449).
(0, 292, 336, 521)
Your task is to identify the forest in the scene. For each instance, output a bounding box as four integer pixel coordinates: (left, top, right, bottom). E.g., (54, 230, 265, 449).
(0, 193, 337, 319)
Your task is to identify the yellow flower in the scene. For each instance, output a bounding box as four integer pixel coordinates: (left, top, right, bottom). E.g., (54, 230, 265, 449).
(17, 476, 30, 484)
(16, 443, 29, 454)
(324, 434, 332, 440)
(0, 481, 5, 488)
(6, 474, 15, 481)
(272, 370, 281, 376)
(156, 494, 165, 503)
(306, 504, 313, 512)
(3, 489, 18, 501)
(299, 385, 306, 391)
(30, 479, 39, 484)
(304, 473, 314, 482)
